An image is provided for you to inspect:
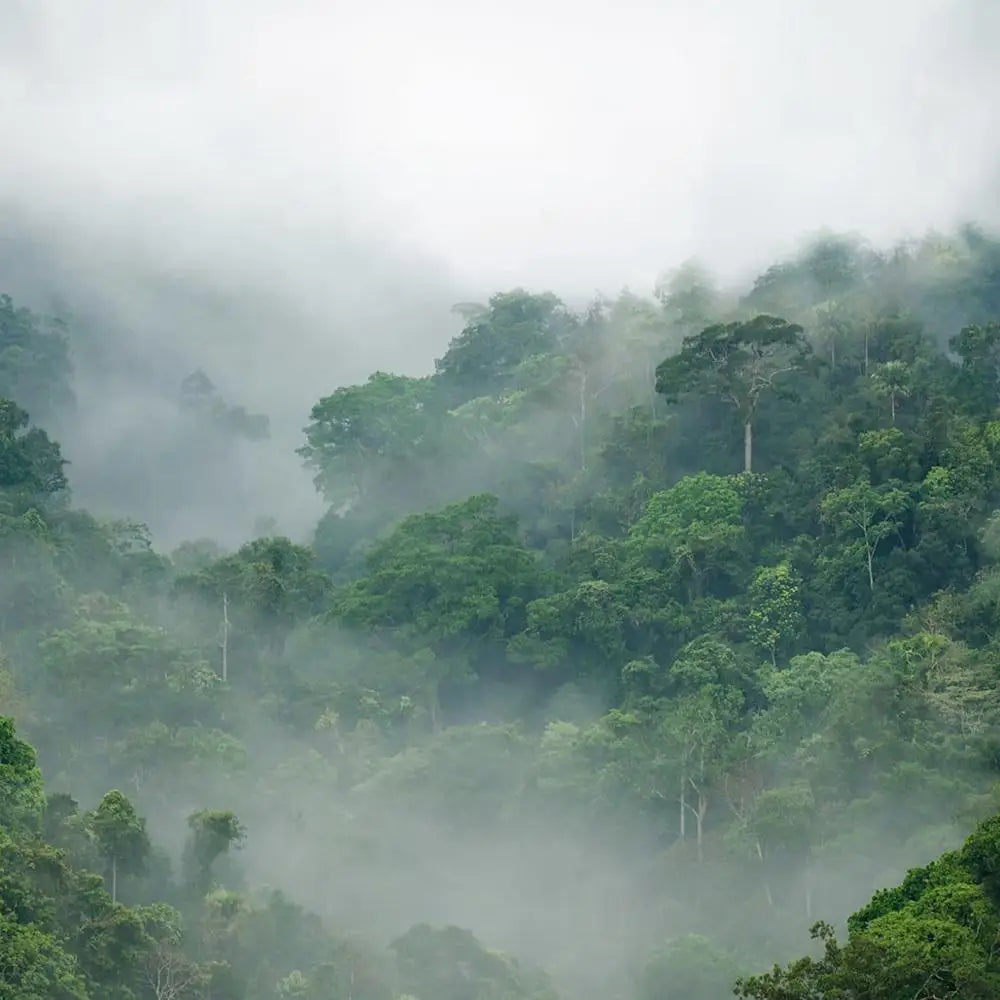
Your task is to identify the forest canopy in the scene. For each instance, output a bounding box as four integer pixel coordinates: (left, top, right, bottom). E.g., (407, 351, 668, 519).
(4, 225, 1000, 998)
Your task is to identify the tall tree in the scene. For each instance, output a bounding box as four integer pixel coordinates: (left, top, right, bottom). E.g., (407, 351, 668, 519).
(819, 476, 911, 592)
(183, 810, 246, 894)
(0, 294, 74, 422)
(434, 289, 572, 402)
(870, 360, 912, 425)
(88, 789, 151, 903)
(299, 372, 437, 508)
(655, 315, 811, 471)
(0, 715, 44, 829)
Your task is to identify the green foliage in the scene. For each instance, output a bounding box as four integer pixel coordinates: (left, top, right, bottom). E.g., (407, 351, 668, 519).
(738, 812, 1000, 999)
(0, 398, 67, 502)
(184, 810, 246, 893)
(434, 289, 572, 400)
(179, 369, 270, 441)
(391, 924, 558, 1000)
(299, 372, 438, 506)
(87, 790, 150, 902)
(637, 934, 741, 1000)
(655, 314, 811, 471)
(747, 562, 805, 663)
(819, 474, 912, 592)
(0, 295, 73, 423)
(8, 227, 1000, 998)
(0, 911, 90, 1000)
(0, 715, 44, 830)
(628, 472, 747, 599)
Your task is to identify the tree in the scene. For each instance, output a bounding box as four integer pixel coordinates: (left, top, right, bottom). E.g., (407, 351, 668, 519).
(661, 682, 743, 858)
(950, 322, 1000, 415)
(655, 315, 811, 471)
(138, 905, 207, 1000)
(870, 359, 912, 424)
(638, 934, 741, 1000)
(655, 259, 719, 333)
(299, 372, 437, 507)
(333, 494, 541, 727)
(627, 473, 747, 600)
(35, 594, 225, 786)
(0, 911, 90, 1000)
(747, 562, 805, 664)
(732, 783, 817, 912)
(819, 475, 911, 591)
(174, 535, 332, 661)
(179, 370, 269, 441)
(183, 810, 246, 894)
(0, 293, 74, 422)
(0, 715, 44, 830)
(434, 289, 571, 401)
(88, 790, 150, 903)
(0, 398, 68, 500)
(736, 812, 1000, 999)
(391, 924, 558, 1000)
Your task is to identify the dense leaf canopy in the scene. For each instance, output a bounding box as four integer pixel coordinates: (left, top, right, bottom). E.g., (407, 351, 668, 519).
(5, 227, 1000, 998)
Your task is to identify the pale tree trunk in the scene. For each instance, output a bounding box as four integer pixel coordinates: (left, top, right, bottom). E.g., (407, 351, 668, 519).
(694, 789, 707, 862)
(755, 840, 774, 908)
(743, 420, 753, 473)
(679, 772, 686, 841)
(144, 941, 204, 1000)
(220, 592, 230, 683)
(111, 854, 118, 903)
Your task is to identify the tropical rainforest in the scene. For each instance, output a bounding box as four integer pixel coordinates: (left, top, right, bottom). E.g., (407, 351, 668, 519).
(5, 225, 1000, 998)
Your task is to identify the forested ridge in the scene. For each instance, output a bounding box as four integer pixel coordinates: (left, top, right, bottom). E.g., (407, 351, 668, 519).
(5, 226, 1000, 998)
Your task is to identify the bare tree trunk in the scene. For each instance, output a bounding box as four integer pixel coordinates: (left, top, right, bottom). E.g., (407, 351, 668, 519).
(220, 592, 229, 683)
(679, 772, 686, 841)
(755, 841, 774, 908)
(695, 791, 707, 862)
(864, 536, 875, 591)
(743, 420, 753, 473)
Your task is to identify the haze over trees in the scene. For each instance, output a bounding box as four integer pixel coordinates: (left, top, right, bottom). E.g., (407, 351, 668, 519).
(6, 226, 1000, 997)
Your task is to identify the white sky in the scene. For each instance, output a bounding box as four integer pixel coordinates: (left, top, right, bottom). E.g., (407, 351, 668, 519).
(3, 0, 998, 299)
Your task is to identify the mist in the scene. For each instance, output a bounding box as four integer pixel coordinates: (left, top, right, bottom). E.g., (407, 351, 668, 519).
(3, 0, 999, 544)
(3, 2, 1000, 999)
(4, 0, 999, 288)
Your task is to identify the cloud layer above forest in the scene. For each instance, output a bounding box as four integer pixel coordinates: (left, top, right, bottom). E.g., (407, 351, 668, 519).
(2, 0, 998, 301)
